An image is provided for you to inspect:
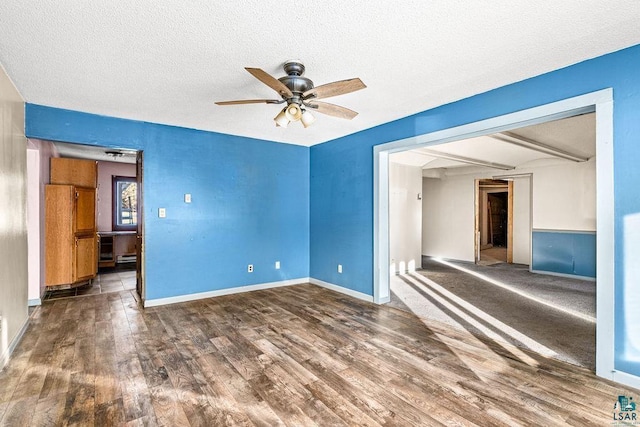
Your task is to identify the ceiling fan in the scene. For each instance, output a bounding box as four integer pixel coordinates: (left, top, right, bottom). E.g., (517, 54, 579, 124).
(215, 60, 366, 128)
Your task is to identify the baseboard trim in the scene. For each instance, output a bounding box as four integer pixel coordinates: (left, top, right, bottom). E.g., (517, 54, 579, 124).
(28, 298, 41, 306)
(309, 278, 374, 303)
(0, 315, 30, 371)
(530, 269, 596, 282)
(611, 370, 640, 391)
(144, 277, 311, 308)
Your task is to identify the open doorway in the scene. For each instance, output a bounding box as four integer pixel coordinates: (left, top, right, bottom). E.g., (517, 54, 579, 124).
(388, 113, 596, 369)
(378, 90, 612, 377)
(28, 140, 145, 304)
(476, 179, 512, 265)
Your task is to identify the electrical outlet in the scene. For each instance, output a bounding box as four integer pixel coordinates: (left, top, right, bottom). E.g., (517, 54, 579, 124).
(158, 208, 166, 218)
(248, 264, 253, 273)
(338, 264, 343, 273)
(184, 193, 192, 203)
(275, 261, 280, 269)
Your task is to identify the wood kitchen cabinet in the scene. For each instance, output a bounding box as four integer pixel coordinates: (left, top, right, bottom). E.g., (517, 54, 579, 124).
(45, 184, 97, 287)
(50, 157, 97, 188)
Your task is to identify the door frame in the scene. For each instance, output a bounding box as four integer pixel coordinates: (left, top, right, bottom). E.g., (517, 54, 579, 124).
(474, 179, 512, 264)
(373, 89, 614, 381)
(136, 151, 145, 303)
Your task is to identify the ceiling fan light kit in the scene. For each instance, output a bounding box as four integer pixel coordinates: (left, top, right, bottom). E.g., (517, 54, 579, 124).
(274, 109, 289, 128)
(215, 60, 366, 128)
(300, 109, 316, 128)
(284, 103, 303, 121)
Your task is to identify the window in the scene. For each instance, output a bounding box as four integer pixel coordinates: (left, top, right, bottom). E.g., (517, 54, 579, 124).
(113, 176, 137, 231)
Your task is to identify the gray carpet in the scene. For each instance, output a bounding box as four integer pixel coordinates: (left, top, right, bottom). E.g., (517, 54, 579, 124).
(389, 257, 596, 370)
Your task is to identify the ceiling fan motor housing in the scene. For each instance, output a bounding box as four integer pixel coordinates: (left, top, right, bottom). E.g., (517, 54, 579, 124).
(279, 60, 314, 100)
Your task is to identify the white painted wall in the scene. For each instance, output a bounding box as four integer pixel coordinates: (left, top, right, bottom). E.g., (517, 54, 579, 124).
(389, 161, 422, 273)
(0, 64, 28, 369)
(26, 148, 40, 304)
(512, 176, 532, 264)
(26, 139, 57, 305)
(422, 175, 476, 262)
(422, 158, 595, 263)
(532, 158, 596, 231)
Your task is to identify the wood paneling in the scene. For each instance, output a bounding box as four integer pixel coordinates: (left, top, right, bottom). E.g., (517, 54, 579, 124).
(50, 158, 97, 188)
(1, 284, 637, 425)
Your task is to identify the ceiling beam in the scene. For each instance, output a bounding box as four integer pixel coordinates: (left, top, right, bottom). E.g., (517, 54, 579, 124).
(490, 132, 589, 162)
(416, 148, 515, 170)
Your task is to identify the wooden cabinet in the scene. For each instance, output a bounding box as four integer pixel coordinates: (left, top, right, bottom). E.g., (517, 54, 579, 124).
(75, 187, 96, 233)
(51, 158, 97, 188)
(75, 235, 97, 281)
(98, 234, 115, 268)
(98, 232, 136, 268)
(45, 184, 97, 287)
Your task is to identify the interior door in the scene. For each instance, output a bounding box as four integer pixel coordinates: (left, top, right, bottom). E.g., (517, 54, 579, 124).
(136, 151, 145, 301)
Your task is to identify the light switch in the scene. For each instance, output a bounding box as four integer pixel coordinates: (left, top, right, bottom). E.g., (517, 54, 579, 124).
(184, 193, 191, 203)
(158, 208, 166, 218)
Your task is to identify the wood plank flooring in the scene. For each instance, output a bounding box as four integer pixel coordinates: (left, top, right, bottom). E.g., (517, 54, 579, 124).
(1, 284, 637, 426)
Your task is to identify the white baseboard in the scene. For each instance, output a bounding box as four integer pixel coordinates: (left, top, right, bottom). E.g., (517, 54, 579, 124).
(144, 276, 376, 308)
(28, 298, 41, 306)
(612, 370, 640, 391)
(309, 278, 374, 303)
(144, 277, 311, 308)
(0, 316, 30, 371)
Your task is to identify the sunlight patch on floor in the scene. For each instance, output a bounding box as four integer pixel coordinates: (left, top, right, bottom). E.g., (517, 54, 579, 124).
(401, 274, 555, 367)
(433, 258, 596, 323)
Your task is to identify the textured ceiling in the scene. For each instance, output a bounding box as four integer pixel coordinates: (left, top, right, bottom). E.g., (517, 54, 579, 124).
(1, 2, 639, 147)
(391, 113, 595, 170)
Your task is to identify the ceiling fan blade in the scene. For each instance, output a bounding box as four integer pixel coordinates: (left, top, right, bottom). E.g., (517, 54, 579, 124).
(215, 99, 281, 105)
(245, 67, 293, 98)
(306, 101, 358, 120)
(303, 78, 366, 100)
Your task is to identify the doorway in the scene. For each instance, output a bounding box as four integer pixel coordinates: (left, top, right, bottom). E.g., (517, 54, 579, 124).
(32, 141, 145, 303)
(375, 89, 614, 380)
(476, 179, 512, 265)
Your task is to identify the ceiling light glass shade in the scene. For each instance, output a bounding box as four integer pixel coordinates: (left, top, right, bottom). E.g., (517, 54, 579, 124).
(300, 110, 316, 128)
(284, 104, 303, 121)
(274, 108, 289, 127)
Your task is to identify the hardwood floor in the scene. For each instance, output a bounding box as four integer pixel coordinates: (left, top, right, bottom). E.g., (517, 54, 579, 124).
(1, 284, 637, 426)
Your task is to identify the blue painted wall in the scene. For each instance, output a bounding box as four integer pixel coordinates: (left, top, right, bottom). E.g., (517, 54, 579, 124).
(26, 104, 310, 300)
(26, 43, 640, 377)
(531, 230, 596, 278)
(310, 44, 640, 376)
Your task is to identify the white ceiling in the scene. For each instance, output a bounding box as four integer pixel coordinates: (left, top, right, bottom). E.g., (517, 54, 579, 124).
(53, 141, 137, 164)
(390, 113, 595, 171)
(1, 2, 639, 147)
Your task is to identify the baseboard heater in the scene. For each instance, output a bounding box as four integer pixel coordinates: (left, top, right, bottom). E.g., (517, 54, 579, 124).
(117, 255, 137, 264)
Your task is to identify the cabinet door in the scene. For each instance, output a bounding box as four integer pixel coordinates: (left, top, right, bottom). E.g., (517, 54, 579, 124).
(75, 187, 96, 233)
(51, 158, 97, 188)
(75, 235, 97, 281)
(45, 185, 74, 286)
